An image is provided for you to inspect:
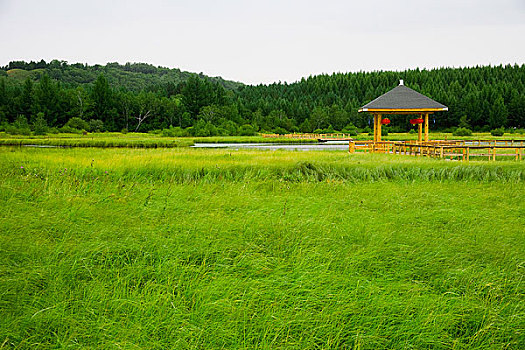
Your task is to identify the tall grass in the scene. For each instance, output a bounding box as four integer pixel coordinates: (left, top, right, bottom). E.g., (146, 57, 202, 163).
(2, 147, 524, 184)
(0, 147, 523, 348)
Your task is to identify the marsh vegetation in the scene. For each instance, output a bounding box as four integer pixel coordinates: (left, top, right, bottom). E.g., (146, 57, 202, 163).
(1, 147, 524, 348)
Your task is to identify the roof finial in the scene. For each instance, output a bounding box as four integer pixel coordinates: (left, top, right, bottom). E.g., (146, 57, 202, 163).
(399, 79, 404, 86)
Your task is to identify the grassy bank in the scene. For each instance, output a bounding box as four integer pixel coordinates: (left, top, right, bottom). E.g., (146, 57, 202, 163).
(192, 136, 318, 144)
(1, 148, 524, 348)
(0, 137, 194, 148)
(0, 133, 318, 148)
(0, 132, 195, 148)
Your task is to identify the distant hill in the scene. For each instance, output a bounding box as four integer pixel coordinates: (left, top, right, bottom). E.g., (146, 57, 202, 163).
(1, 60, 243, 91)
(1, 60, 524, 133)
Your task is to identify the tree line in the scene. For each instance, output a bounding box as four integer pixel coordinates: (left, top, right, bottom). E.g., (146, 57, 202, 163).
(1, 61, 524, 135)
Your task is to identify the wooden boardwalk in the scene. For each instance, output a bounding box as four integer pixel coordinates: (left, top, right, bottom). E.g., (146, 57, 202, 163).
(349, 140, 525, 161)
(261, 133, 525, 161)
(262, 133, 354, 141)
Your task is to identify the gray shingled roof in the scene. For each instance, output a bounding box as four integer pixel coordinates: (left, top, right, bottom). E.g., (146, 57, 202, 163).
(360, 84, 447, 110)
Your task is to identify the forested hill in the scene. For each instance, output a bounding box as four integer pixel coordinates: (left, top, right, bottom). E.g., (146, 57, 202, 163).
(1, 61, 525, 135)
(0, 60, 243, 91)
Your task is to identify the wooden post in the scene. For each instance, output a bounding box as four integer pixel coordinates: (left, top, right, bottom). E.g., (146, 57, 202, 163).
(349, 141, 355, 153)
(492, 147, 496, 161)
(377, 114, 382, 143)
(516, 148, 519, 161)
(440, 146, 444, 159)
(373, 114, 378, 143)
(377, 114, 381, 143)
(466, 147, 470, 161)
(424, 113, 429, 142)
(418, 114, 422, 143)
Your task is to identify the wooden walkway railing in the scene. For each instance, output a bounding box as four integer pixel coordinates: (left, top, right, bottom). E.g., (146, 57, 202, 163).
(262, 133, 354, 140)
(349, 140, 525, 161)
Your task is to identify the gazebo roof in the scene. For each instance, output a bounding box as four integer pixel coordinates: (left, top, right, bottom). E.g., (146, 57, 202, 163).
(358, 81, 448, 113)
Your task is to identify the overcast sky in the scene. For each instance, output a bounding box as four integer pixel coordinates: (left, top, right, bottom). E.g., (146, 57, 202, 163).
(1, 0, 524, 84)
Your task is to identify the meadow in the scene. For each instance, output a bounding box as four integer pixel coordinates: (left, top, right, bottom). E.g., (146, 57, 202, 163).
(0, 147, 524, 349)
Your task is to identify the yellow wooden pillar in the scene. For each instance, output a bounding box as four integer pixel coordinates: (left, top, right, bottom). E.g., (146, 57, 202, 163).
(377, 114, 382, 143)
(424, 113, 429, 142)
(372, 114, 376, 142)
(418, 114, 423, 143)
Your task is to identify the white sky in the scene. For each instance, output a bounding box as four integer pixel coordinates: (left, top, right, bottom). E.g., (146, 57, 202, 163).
(1, 0, 524, 84)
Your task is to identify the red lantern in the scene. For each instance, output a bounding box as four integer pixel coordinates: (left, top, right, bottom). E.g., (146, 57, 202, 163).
(410, 118, 424, 125)
(381, 118, 390, 125)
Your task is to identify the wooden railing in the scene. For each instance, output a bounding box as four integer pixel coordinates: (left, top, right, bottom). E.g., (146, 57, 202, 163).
(262, 133, 354, 140)
(349, 140, 525, 161)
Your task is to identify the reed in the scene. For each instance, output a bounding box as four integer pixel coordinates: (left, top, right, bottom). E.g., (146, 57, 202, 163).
(0, 147, 523, 349)
(2, 148, 524, 184)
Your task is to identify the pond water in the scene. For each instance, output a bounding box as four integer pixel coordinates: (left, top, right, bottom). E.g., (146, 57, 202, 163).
(192, 141, 349, 151)
(16, 141, 350, 151)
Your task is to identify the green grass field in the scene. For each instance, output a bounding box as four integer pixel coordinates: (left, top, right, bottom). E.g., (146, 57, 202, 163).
(1, 148, 524, 349)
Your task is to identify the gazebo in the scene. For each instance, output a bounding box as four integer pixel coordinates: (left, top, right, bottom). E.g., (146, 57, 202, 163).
(358, 80, 448, 143)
